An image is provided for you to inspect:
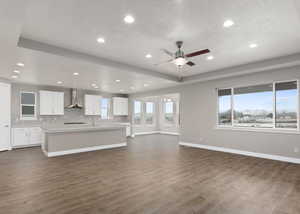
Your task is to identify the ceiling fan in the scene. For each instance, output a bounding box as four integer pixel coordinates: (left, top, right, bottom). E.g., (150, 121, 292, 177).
(157, 41, 210, 68)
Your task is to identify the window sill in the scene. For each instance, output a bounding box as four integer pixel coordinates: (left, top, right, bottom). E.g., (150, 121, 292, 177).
(20, 117, 37, 121)
(215, 126, 300, 135)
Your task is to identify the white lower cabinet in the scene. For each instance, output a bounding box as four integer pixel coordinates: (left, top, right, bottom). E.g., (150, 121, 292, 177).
(126, 125, 131, 137)
(12, 127, 43, 148)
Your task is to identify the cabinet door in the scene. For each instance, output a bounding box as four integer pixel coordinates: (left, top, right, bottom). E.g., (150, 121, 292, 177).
(113, 97, 128, 116)
(53, 92, 64, 115)
(93, 96, 101, 115)
(40, 91, 53, 115)
(85, 95, 94, 115)
(126, 126, 131, 137)
(12, 128, 28, 147)
(113, 98, 120, 115)
(121, 98, 128, 115)
(28, 127, 42, 145)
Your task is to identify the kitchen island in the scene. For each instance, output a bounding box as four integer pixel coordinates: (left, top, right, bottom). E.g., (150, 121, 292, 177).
(42, 125, 127, 157)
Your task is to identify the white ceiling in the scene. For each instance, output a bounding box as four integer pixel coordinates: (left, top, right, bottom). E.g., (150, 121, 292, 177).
(2, 0, 300, 93)
(11, 48, 177, 93)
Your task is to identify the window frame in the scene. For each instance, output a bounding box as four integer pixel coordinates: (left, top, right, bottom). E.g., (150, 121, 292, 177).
(144, 101, 155, 126)
(216, 80, 299, 133)
(20, 91, 37, 120)
(162, 98, 178, 127)
(133, 100, 143, 126)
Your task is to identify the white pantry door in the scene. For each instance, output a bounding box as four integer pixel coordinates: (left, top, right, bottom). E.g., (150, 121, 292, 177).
(0, 83, 11, 151)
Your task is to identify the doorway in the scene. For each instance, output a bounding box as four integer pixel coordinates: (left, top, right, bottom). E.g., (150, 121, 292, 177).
(0, 82, 11, 151)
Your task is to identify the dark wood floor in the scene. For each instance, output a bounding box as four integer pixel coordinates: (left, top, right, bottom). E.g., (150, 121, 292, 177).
(0, 134, 299, 214)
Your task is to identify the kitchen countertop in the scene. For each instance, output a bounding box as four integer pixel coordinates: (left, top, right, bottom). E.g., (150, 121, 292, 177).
(42, 124, 127, 134)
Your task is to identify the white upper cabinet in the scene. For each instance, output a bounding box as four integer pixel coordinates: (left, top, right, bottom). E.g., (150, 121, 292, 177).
(113, 97, 128, 116)
(84, 94, 101, 115)
(39, 90, 64, 115)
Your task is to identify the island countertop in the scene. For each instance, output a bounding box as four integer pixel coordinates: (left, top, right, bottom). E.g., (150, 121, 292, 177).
(42, 124, 126, 134)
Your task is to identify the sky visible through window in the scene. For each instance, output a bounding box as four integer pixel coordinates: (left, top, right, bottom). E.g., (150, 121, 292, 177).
(276, 89, 297, 112)
(234, 91, 273, 112)
(134, 101, 141, 114)
(218, 83, 298, 128)
(146, 102, 154, 114)
(165, 102, 174, 114)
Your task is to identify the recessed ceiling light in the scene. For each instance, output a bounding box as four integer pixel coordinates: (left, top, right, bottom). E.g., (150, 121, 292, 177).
(97, 37, 105, 44)
(17, 62, 24, 67)
(13, 70, 20, 74)
(143, 83, 149, 87)
(124, 15, 135, 24)
(249, 43, 258, 48)
(94, 86, 99, 89)
(115, 79, 121, 82)
(207, 55, 214, 60)
(91, 83, 97, 86)
(145, 54, 152, 58)
(120, 89, 124, 92)
(11, 75, 18, 79)
(223, 19, 234, 28)
(130, 86, 135, 90)
(73, 72, 79, 76)
(57, 81, 63, 84)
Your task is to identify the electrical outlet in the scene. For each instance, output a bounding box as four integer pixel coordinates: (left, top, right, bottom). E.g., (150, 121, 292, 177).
(294, 147, 299, 153)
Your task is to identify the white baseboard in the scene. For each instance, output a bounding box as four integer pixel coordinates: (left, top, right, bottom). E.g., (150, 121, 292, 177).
(45, 142, 127, 157)
(179, 142, 300, 164)
(133, 131, 179, 136)
(159, 131, 180, 136)
(134, 131, 160, 136)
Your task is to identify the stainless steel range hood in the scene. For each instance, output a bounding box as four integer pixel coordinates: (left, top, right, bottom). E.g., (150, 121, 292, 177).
(65, 88, 83, 109)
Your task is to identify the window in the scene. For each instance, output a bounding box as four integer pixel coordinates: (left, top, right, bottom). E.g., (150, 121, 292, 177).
(275, 81, 298, 129)
(217, 80, 299, 130)
(20, 92, 36, 120)
(233, 84, 273, 128)
(218, 89, 232, 126)
(101, 98, 110, 119)
(145, 102, 154, 125)
(134, 101, 142, 124)
(164, 100, 175, 124)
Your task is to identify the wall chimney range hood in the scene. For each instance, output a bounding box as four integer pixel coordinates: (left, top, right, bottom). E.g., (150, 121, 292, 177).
(65, 88, 83, 109)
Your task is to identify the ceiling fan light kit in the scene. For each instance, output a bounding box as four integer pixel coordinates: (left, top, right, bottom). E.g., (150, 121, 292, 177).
(158, 41, 210, 68)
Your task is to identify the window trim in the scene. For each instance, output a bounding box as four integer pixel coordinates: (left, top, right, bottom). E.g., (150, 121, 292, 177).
(144, 101, 155, 127)
(133, 100, 143, 126)
(216, 80, 299, 133)
(162, 99, 177, 127)
(20, 91, 37, 120)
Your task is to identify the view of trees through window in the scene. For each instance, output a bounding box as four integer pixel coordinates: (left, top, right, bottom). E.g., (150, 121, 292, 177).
(218, 80, 298, 129)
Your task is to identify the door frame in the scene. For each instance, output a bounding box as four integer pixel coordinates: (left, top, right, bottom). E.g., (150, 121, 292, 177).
(0, 82, 11, 151)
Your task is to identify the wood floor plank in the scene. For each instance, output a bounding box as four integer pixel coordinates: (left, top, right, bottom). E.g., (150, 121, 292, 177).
(0, 134, 299, 214)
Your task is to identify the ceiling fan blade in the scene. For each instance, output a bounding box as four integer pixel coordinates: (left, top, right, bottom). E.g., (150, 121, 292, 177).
(161, 49, 174, 57)
(186, 61, 195, 66)
(185, 49, 210, 58)
(154, 59, 173, 66)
